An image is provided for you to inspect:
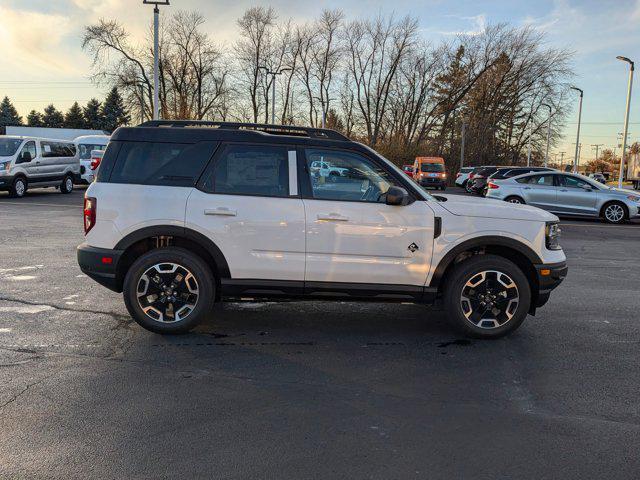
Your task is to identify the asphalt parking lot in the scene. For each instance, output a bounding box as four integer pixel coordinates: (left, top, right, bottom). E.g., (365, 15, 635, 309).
(1, 186, 639, 479)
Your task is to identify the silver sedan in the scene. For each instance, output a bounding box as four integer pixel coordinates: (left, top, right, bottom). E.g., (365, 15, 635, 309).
(485, 171, 640, 224)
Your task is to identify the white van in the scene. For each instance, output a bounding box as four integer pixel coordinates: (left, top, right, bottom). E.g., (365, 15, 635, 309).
(74, 135, 110, 184)
(0, 136, 80, 198)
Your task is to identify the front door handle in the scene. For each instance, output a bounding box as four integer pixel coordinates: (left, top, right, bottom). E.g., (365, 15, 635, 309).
(317, 213, 349, 221)
(205, 207, 237, 216)
(559, 189, 568, 192)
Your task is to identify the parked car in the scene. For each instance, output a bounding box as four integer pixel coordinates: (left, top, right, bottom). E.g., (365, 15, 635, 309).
(588, 172, 607, 184)
(465, 166, 495, 193)
(455, 166, 473, 188)
(78, 120, 567, 339)
(75, 135, 110, 184)
(90, 149, 105, 172)
(479, 167, 557, 196)
(413, 157, 447, 190)
(309, 160, 349, 181)
(0, 136, 79, 197)
(486, 171, 640, 224)
(467, 166, 504, 194)
(402, 165, 414, 178)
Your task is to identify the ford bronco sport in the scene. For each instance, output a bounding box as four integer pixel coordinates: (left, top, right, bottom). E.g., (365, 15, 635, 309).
(77, 121, 567, 338)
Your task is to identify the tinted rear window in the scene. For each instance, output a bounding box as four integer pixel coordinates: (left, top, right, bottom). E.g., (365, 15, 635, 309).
(42, 141, 76, 158)
(106, 141, 218, 187)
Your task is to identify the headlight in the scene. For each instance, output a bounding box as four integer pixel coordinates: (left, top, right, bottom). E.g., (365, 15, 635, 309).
(0, 161, 11, 173)
(626, 195, 640, 203)
(545, 222, 562, 250)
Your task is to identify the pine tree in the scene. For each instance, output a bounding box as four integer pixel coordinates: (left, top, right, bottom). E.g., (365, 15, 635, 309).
(42, 104, 64, 128)
(100, 87, 130, 132)
(26, 110, 44, 127)
(83, 98, 103, 129)
(64, 102, 86, 128)
(0, 97, 23, 127)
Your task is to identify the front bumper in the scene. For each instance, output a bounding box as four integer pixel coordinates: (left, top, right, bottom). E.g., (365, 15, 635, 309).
(418, 177, 447, 188)
(0, 174, 15, 190)
(533, 261, 568, 308)
(77, 243, 123, 292)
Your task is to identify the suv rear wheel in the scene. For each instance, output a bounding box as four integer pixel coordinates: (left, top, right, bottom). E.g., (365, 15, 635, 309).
(60, 174, 74, 194)
(444, 255, 531, 339)
(123, 247, 215, 334)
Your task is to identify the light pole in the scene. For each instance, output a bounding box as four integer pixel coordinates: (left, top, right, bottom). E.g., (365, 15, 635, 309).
(616, 56, 634, 187)
(542, 103, 553, 167)
(570, 86, 583, 173)
(460, 120, 467, 171)
(143, 0, 169, 121)
(259, 66, 291, 125)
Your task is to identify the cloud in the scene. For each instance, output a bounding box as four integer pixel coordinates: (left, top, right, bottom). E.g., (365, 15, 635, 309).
(0, 6, 82, 75)
(439, 14, 487, 36)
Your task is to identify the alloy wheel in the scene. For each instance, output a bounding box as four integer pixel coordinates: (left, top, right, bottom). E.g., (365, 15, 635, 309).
(15, 180, 25, 197)
(604, 204, 624, 223)
(460, 270, 520, 330)
(136, 262, 199, 323)
(65, 177, 73, 192)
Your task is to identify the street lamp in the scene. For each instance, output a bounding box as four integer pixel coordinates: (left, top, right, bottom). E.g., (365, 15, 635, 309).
(542, 103, 553, 167)
(143, 0, 170, 121)
(569, 86, 583, 173)
(259, 66, 292, 125)
(616, 55, 634, 187)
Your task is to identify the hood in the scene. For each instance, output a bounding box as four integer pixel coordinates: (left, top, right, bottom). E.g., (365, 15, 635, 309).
(435, 195, 558, 222)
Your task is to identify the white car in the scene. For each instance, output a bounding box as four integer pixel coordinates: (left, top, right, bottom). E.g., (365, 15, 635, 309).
(0, 136, 79, 197)
(455, 166, 474, 187)
(75, 135, 110, 184)
(309, 160, 349, 180)
(78, 121, 567, 339)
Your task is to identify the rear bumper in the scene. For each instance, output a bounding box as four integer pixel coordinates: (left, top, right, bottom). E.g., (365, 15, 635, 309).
(534, 261, 568, 308)
(77, 243, 123, 292)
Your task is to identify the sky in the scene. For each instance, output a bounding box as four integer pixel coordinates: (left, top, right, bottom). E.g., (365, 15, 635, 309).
(1, 0, 639, 162)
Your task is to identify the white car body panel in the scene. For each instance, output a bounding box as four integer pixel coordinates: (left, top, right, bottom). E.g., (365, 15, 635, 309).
(85, 183, 190, 249)
(185, 190, 306, 281)
(303, 198, 435, 286)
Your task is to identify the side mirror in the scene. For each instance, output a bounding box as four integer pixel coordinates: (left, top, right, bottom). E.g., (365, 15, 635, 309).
(19, 151, 32, 163)
(386, 186, 411, 206)
(581, 184, 593, 191)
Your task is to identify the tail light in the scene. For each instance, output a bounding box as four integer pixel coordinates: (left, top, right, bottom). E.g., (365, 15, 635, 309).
(90, 156, 101, 171)
(456, 172, 461, 178)
(84, 197, 96, 234)
(488, 182, 499, 189)
(469, 173, 475, 179)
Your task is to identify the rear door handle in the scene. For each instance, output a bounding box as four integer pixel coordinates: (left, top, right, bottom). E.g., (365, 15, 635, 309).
(204, 207, 237, 216)
(559, 189, 568, 192)
(523, 187, 531, 190)
(317, 213, 349, 221)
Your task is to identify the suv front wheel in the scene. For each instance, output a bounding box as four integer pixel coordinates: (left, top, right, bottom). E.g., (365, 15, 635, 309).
(123, 247, 215, 334)
(444, 255, 531, 339)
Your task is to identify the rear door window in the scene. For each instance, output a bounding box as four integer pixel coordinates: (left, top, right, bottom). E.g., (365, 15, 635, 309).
(516, 174, 555, 186)
(108, 141, 218, 187)
(200, 144, 290, 197)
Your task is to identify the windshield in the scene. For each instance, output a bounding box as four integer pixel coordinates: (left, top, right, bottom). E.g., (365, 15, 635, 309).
(421, 163, 445, 172)
(0, 138, 23, 157)
(78, 144, 106, 160)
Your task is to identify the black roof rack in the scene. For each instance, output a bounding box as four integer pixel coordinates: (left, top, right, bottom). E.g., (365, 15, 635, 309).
(138, 120, 349, 141)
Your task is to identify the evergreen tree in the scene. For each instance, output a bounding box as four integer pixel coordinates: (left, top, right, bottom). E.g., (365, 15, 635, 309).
(83, 98, 103, 129)
(0, 96, 23, 127)
(100, 87, 130, 132)
(26, 110, 44, 127)
(64, 102, 86, 128)
(42, 104, 64, 128)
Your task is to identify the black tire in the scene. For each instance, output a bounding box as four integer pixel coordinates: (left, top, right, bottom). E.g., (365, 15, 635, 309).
(601, 201, 627, 224)
(60, 174, 74, 194)
(504, 196, 525, 205)
(123, 247, 215, 334)
(443, 255, 531, 339)
(8, 176, 27, 198)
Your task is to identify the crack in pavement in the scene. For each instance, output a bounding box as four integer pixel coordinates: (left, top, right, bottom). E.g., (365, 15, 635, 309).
(0, 375, 48, 412)
(0, 296, 133, 328)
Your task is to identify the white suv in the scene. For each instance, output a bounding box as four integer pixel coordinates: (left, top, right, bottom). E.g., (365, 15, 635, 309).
(77, 121, 567, 339)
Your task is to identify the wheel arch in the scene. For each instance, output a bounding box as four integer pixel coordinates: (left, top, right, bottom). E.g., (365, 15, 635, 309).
(429, 236, 542, 309)
(114, 226, 231, 296)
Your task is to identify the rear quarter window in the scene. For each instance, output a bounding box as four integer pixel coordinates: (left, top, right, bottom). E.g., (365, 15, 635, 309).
(104, 141, 219, 187)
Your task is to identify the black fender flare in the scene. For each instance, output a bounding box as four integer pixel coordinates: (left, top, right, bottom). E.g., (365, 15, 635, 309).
(428, 235, 543, 288)
(114, 225, 231, 278)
